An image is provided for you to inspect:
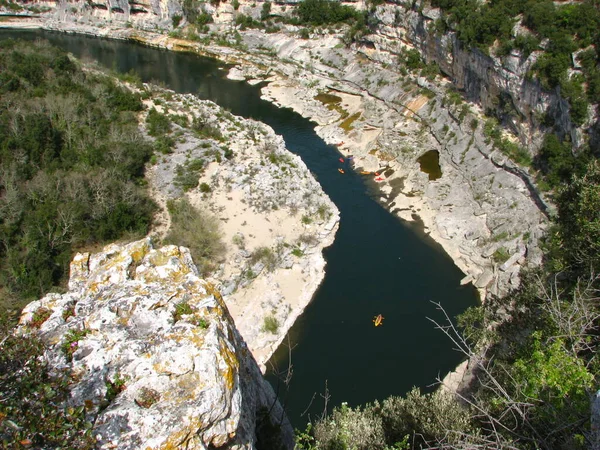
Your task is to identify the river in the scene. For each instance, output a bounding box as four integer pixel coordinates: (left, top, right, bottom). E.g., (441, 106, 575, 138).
(1, 29, 479, 428)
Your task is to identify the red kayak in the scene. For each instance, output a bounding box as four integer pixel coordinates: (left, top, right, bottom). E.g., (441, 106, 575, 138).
(339, 158, 344, 163)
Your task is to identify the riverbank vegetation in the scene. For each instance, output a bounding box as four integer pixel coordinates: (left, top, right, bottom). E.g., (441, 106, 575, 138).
(290, 1, 600, 447)
(0, 39, 156, 311)
(428, 0, 600, 128)
(296, 163, 600, 449)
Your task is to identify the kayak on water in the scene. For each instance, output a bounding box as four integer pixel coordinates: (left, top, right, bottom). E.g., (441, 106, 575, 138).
(338, 168, 345, 174)
(373, 314, 384, 327)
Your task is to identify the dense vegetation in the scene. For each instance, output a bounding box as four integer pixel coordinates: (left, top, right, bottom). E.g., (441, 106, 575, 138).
(0, 40, 155, 309)
(0, 316, 95, 448)
(429, 0, 600, 126)
(163, 197, 226, 275)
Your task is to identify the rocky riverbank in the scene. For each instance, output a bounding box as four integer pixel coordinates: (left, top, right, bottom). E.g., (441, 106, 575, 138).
(139, 86, 339, 370)
(2, 14, 547, 301)
(1, 4, 549, 386)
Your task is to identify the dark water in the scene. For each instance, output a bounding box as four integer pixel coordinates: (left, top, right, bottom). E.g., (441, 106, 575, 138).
(417, 150, 443, 181)
(1, 30, 478, 427)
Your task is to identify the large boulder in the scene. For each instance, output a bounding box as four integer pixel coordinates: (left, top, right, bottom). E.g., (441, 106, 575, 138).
(19, 238, 292, 449)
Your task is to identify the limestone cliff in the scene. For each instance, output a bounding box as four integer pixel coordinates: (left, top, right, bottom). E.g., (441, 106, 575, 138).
(0, 3, 549, 300)
(367, 3, 589, 151)
(19, 238, 293, 449)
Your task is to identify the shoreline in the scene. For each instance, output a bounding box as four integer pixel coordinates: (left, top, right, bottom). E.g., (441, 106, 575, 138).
(0, 18, 548, 386)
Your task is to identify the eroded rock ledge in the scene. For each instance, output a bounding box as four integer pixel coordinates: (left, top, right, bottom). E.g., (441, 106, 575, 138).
(20, 238, 293, 449)
(0, 10, 549, 301)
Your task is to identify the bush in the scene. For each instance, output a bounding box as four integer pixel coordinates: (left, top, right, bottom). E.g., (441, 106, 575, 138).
(261, 1, 271, 20)
(174, 158, 206, 192)
(262, 315, 279, 333)
(0, 318, 95, 448)
(295, 0, 362, 26)
(146, 108, 172, 136)
(249, 246, 278, 271)
(0, 40, 156, 305)
(164, 198, 225, 274)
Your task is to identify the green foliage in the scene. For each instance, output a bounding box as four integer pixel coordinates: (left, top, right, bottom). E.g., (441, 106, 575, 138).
(313, 402, 386, 449)
(28, 307, 52, 329)
(299, 28, 311, 39)
(192, 116, 223, 140)
(295, 0, 362, 26)
(196, 11, 214, 27)
(60, 328, 90, 362)
(511, 335, 593, 418)
(492, 247, 510, 264)
(0, 317, 95, 448)
(483, 118, 531, 166)
(172, 14, 182, 28)
(174, 158, 205, 192)
(235, 13, 262, 30)
(105, 372, 129, 404)
(555, 160, 600, 273)
(146, 107, 172, 136)
(0, 40, 156, 306)
(182, 0, 202, 24)
(262, 315, 279, 334)
(306, 392, 472, 450)
(431, 0, 600, 111)
(534, 134, 585, 188)
(164, 198, 225, 274)
(173, 301, 194, 322)
(250, 246, 278, 271)
(261, 1, 272, 20)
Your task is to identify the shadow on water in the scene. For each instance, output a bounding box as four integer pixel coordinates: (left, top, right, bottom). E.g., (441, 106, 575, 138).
(1, 29, 479, 428)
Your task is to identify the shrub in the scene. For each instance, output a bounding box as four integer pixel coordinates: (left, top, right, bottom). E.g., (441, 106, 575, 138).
(295, 0, 362, 26)
(174, 159, 205, 192)
(146, 108, 172, 136)
(192, 116, 223, 140)
(173, 301, 194, 322)
(0, 318, 95, 448)
(28, 307, 52, 328)
(262, 315, 279, 333)
(261, 1, 271, 20)
(250, 246, 278, 271)
(164, 198, 225, 274)
(60, 329, 90, 361)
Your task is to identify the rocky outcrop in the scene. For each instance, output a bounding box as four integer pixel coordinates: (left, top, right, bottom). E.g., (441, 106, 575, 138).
(141, 87, 339, 368)
(368, 2, 586, 151)
(0, 6, 548, 300)
(19, 239, 294, 449)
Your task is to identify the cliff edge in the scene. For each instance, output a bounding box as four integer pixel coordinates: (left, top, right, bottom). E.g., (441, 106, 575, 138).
(19, 238, 293, 449)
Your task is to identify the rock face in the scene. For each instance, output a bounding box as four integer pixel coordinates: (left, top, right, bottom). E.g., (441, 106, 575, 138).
(141, 88, 339, 368)
(368, 3, 587, 150)
(19, 239, 293, 449)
